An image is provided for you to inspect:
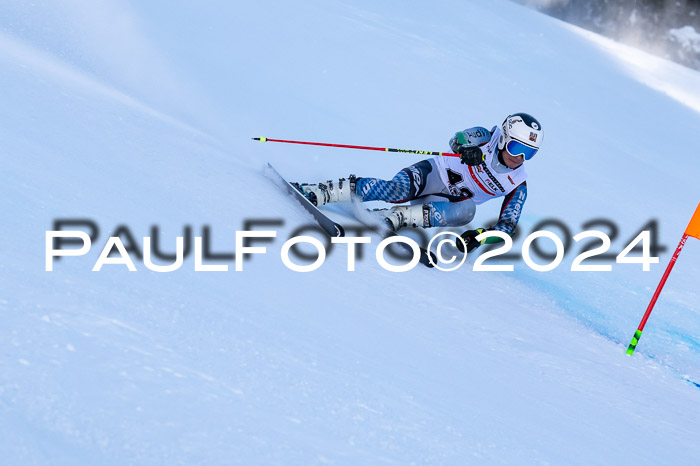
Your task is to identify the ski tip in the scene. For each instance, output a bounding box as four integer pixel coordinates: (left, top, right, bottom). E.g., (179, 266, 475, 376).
(252, 137, 267, 142)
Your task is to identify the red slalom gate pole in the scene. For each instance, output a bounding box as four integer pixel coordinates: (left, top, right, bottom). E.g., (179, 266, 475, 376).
(626, 203, 700, 355)
(626, 234, 689, 355)
(252, 137, 461, 157)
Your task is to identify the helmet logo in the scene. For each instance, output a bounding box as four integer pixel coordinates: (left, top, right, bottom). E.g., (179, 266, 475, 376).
(531, 122, 539, 130)
(529, 132, 538, 142)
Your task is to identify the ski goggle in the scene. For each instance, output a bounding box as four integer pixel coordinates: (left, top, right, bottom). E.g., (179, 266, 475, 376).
(506, 139, 538, 160)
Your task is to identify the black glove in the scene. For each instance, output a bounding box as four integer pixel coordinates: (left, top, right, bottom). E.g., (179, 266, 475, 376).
(456, 228, 486, 253)
(458, 146, 485, 166)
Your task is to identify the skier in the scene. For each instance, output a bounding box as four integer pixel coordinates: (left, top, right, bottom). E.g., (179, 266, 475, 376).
(295, 113, 543, 253)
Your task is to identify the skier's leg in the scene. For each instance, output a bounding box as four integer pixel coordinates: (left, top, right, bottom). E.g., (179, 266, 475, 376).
(370, 159, 476, 230)
(356, 159, 434, 203)
(378, 199, 476, 231)
(354, 170, 411, 202)
(296, 160, 476, 230)
(296, 159, 432, 206)
(426, 199, 476, 227)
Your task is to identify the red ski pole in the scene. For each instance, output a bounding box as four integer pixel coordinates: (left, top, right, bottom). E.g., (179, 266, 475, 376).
(253, 137, 461, 157)
(626, 203, 700, 355)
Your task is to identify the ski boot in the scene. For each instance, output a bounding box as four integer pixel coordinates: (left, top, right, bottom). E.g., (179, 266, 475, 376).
(293, 175, 358, 207)
(374, 204, 431, 232)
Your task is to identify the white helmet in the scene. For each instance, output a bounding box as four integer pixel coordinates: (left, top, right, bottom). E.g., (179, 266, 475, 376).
(497, 113, 543, 160)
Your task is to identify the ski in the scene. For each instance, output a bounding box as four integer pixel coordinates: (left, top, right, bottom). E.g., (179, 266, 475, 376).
(266, 163, 345, 237)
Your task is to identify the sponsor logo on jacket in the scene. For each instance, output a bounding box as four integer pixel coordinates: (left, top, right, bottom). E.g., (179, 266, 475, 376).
(481, 164, 506, 193)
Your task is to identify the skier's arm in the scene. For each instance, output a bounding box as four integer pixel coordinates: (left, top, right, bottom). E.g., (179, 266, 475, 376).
(489, 181, 527, 238)
(450, 127, 493, 165)
(449, 126, 492, 153)
(456, 182, 528, 252)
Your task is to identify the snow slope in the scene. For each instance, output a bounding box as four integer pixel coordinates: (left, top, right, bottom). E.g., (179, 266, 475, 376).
(1, 0, 699, 464)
